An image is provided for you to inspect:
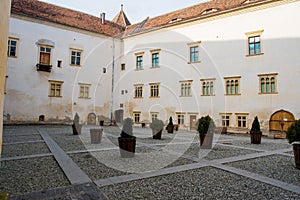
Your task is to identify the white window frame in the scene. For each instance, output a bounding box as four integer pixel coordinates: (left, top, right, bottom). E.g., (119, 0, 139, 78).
(79, 83, 91, 99)
(187, 41, 201, 64)
(245, 30, 264, 56)
(150, 83, 160, 98)
(8, 37, 18, 57)
(49, 80, 63, 97)
(70, 48, 82, 66)
(236, 113, 249, 128)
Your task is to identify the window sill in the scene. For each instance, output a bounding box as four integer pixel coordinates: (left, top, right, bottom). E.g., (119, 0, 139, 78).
(70, 64, 81, 67)
(201, 94, 215, 96)
(134, 97, 143, 99)
(258, 92, 278, 95)
(150, 96, 160, 99)
(188, 61, 201, 64)
(246, 53, 264, 57)
(8, 56, 17, 58)
(79, 97, 91, 99)
(150, 66, 160, 69)
(48, 95, 62, 98)
(135, 69, 144, 71)
(180, 95, 192, 97)
(225, 94, 241, 96)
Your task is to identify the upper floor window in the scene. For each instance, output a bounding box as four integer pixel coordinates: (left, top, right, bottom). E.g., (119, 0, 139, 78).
(258, 73, 278, 94)
(245, 30, 264, 56)
(121, 63, 126, 71)
(180, 80, 192, 97)
(201, 78, 215, 96)
(150, 49, 161, 68)
(134, 84, 143, 98)
(49, 80, 63, 97)
(187, 41, 201, 63)
(150, 83, 160, 98)
(70, 49, 82, 66)
(224, 76, 241, 95)
(8, 38, 18, 57)
(39, 46, 52, 65)
(135, 52, 144, 70)
(79, 83, 90, 99)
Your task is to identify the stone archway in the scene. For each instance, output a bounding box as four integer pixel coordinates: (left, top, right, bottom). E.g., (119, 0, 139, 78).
(269, 109, 295, 138)
(87, 113, 97, 125)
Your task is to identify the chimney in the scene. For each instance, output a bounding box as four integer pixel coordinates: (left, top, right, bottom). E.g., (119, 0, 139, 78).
(100, 13, 106, 24)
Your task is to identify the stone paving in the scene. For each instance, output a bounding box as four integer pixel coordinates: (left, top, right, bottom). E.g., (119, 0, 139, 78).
(0, 125, 299, 199)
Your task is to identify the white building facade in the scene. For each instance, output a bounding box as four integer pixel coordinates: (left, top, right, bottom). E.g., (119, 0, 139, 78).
(4, 0, 300, 135)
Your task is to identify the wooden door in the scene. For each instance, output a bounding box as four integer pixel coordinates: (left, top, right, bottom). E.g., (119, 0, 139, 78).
(190, 115, 197, 130)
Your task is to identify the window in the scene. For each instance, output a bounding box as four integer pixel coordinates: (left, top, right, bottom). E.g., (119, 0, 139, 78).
(135, 52, 144, 70)
(180, 81, 192, 97)
(49, 80, 63, 97)
(224, 77, 241, 95)
(236, 114, 248, 128)
(134, 84, 143, 98)
(177, 114, 185, 125)
(221, 114, 231, 127)
(39, 46, 52, 65)
(201, 78, 215, 96)
(8, 38, 18, 57)
(133, 112, 140, 123)
(121, 63, 126, 71)
(150, 49, 161, 68)
(151, 112, 158, 122)
(245, 30, 264, 56)
(79, 84, 90, 99)
(258, 73, 278, 94)
(70, 49, 82, 66)
(150, 83, 160, 98)
(187, 41, 201, 63)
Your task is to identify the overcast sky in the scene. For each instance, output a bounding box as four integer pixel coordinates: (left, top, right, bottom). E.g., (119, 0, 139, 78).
(39, 0, 207, 24)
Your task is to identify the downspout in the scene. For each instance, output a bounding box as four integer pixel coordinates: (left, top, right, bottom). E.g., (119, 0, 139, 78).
(110, 37, 115, 124)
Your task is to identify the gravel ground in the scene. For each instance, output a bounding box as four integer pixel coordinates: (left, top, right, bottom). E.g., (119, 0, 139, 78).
(37, 125, 73, 134)
(3, 126, 39, 135)
(226, 154, 300, 187)
(0, 156, 69, 195)
(1, 142, 50, 158)
(2, 134, 43, 143)
(49, 133, 86, 152)
(100, 166, 300, 200)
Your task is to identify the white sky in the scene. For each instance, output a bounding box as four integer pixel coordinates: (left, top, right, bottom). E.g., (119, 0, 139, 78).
(39, 0, 208, 24)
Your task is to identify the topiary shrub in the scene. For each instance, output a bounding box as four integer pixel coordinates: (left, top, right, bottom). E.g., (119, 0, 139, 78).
(286, 119, 300, 144)
(196, 115, 215, 134)
(120, 118, 134, 138)
(168, 117, 173, 126)
(251, 116, 261, 132)
(150, 119, 164, 132)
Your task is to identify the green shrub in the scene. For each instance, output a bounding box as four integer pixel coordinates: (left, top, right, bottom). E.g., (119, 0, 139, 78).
(286, 119, 300, 144)
(168, 117, 173, 126)
(120, 118, 134, 138)
(251, 116, 261, 132)
(150, 119, 164, 131)
(196, 115, 215, 134)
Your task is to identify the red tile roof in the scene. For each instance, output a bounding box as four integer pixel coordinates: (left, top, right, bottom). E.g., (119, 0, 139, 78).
(112, 5, 131, 27)
(11, 0, 125, 37)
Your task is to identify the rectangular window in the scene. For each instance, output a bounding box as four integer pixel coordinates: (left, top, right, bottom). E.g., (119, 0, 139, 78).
(8, 38, 18, 57)
(258, 73, 278, 94)
(133, 112, 140, 123)
(180, 81, 192, 97)
(221, 115, 230, 127)
(121, 63, 126, 71)
(151, 112, 158, 122)
(49, 80, 63, 97)
(150, 83, 160, 98)
(39, 46, 52, 65)
(245, 30, 264, 56)
(190, 46, 199, 63)
(136, 55, 143, 70)
(224, 77, 241, 95)
(236, 114, 248, 128)
(79, 84, 90, 99)
(152, 53, 159, 68)
(70, 49, 82, 66)
(134, 84, 143, 98)
(177, 114, 185, 125)
(201, 78, 215, 96)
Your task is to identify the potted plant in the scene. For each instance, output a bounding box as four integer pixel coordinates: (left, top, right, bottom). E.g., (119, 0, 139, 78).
(72, 113, 82, 135)
(150, 119, 164, 139)
(250, 116, 262, 144)
(118, 118, 136, 158)
(286, 119, 300, 169)
(167, 116, 174, 133)
(196, 115, 215, 149)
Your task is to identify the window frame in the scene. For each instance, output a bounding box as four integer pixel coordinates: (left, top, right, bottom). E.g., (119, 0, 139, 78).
(8, 37, 18, 57)
(177, 113, 185, 125)
(135, 52, 144, 70)
(220, 113, 232, 127)
(224, 76, 241, 95)
(48, 80, 63, 97)
(201, 78, 215, 96)
(245, 30, 264, 56)
(150, 49, 161, 68)
(151, 112, 159, 122)
(180, 80, 193, 97)
(149, 83, 160, 98)
(78, 83, 91, 99)
(236, 113, 249, 128)
(187, 41, 201, 64)
(258, 73, 278, 94)
(133, 111, 141, 124)
(121, 63, 126, 71)
(134, 84, 143, 99)
(39, 45, 52, 65)
(70, 48, 82, 66)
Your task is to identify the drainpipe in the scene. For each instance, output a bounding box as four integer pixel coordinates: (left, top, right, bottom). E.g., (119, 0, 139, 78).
(110, 37, 115, 124)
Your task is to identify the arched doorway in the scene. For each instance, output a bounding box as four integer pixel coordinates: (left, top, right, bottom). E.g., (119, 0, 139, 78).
(269, 109, 295, 138)
(114, 109, 124, 124)
(87, 113, 97, 125)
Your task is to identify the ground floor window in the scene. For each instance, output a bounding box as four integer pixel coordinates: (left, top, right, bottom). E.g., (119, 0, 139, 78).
(151, 112, 158, 122)
(236, 114, 248, 128)
(133, 112, 140, 123)
(221, 114, 230, 127)
(177, 114, 185, 125)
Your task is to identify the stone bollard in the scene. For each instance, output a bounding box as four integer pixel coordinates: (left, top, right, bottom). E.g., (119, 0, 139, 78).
(90, 128, 103, 144)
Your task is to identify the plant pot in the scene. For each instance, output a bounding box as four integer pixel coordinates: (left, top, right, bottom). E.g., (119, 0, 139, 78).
(199, 132, 213, 149)
(167, 125, 174, 133)
(72, 124, 82, 135)
(293, 143, 300, 169)
(118, 137, 136, 158)
(152, 129, 162, 139)
(250, 130, 262, 144)
(90, 128, 103, 144)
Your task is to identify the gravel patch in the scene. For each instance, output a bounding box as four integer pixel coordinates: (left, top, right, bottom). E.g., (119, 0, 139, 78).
(3, 126, 39, 136)
(0, 156, 69, 195)
(100, 166, 300, 200)
(69, 153, 129, 180)
(3, 134, 43, 143)
(164, 157, 195, 168)
(226, 154, 300, 187)
(37, 125, 73, 134)
(222, 139, 291, 151)
(1, 142, 50, 158)
(49, 133, 86, 152)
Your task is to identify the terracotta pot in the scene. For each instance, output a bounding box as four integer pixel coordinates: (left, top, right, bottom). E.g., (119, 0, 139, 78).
(90, 128, 103, 144)
(250, 130, 262, 144)
(199, 132, 213, 149)
(293, 143, 300, 169)
(118, 137, 136, 158)
(167, 125, 174, 133)
(152, 129, 162, 139)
